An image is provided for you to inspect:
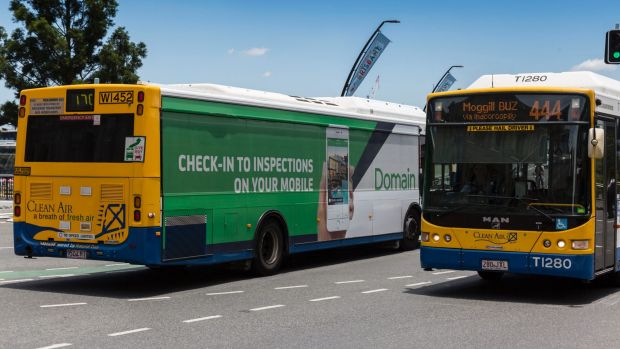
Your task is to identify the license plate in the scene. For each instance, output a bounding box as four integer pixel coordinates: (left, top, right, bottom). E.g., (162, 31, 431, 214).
(481, 259, 508, 271)
(66, 249, 88, 259)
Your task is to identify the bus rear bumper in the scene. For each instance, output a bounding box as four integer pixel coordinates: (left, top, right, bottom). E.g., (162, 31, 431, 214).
(421, 246, 595, 280)
(13, 222, 162, 265)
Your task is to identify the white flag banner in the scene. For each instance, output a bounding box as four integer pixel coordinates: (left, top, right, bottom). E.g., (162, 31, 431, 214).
(346, 32, 391, 96)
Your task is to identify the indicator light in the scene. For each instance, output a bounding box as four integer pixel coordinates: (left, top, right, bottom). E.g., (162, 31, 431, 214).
(14, 193, 21, 204)
(571, 240, 589, 250)
(421, 232, 429, 242)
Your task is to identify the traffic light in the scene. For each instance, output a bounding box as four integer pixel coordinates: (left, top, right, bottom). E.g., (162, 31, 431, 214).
(605, 30, 620, 64)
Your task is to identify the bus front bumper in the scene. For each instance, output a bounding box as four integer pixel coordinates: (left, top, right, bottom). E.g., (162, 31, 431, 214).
(420, 246, 595, 280)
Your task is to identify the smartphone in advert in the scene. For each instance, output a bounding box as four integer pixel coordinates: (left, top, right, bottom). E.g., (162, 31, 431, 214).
(326, 127, 350, 232)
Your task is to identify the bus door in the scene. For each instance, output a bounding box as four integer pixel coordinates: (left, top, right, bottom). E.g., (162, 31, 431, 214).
(594, 118, 617, 271)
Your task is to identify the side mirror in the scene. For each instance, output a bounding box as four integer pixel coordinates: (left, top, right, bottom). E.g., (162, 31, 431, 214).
(588, 127, 605, 159)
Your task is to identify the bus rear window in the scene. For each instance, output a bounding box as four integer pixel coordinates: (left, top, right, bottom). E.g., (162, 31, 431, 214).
(25, 114, 134, 162)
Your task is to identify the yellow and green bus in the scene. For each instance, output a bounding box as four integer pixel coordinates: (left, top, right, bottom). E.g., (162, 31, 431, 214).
(421, 71, 620, 281)
(14, 82, 425, 275)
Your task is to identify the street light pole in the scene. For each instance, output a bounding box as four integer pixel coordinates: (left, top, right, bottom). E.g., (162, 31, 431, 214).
(340, 20, 400, 97)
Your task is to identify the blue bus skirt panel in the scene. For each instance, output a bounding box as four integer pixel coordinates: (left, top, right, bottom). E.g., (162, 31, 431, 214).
(421, 246, 595, 280)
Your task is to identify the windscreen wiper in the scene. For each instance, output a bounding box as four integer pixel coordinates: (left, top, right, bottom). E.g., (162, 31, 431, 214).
(434, 202, 497, 218)
(466, 194, 554, 224)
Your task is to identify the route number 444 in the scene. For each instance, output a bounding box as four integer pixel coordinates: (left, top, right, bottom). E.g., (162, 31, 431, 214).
(531, 256, 572, 269)
(529, 100, 562, 120)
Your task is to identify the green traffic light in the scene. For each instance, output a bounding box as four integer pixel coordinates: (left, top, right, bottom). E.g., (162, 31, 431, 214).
(615, 51, 620, 59)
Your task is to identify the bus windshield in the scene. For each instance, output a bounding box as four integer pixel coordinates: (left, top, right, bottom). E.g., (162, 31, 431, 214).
(425, 122, 590, 215)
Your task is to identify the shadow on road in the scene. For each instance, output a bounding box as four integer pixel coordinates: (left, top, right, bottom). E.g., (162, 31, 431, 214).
(1, 243, 402, 298)
(405, 273, 620, 306)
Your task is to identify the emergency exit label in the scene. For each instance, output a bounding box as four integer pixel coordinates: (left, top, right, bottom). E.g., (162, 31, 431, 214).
(124, 137, 145, 162)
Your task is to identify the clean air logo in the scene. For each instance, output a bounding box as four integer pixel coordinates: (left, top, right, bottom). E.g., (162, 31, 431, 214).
(374, 168, 415, 190)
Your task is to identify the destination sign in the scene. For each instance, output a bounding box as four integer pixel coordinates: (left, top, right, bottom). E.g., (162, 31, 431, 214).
(429, 93, 588, 123)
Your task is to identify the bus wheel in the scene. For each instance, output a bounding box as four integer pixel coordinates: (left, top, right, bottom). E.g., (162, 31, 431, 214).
(252, 220, 284, 276)
(477, 271, 504, 281)
(401, 208, 421, 251)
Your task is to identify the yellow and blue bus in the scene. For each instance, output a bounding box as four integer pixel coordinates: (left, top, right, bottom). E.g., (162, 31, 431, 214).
(14, 82, 425, 275)
(421, 71, 620, 281)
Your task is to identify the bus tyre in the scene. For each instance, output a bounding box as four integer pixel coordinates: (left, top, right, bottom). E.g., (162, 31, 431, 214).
(252, 220, 284, 276)
(477, 271, 504, 281)
(401, 208, 421, 251)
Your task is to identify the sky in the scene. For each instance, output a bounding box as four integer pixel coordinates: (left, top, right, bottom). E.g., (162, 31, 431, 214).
(1, 0, 620, 108)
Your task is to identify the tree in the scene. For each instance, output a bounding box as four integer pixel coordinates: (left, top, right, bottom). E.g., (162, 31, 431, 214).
(0, 101, 17, 126)
(0, 0, 147, 124)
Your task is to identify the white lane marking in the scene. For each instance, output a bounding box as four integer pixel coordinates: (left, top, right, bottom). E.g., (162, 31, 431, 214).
(335, 280, 365, 284)
(107, 328, 151, 337)
(0, 279, 3, 281)
(0, 278, 33, 284)
(105, 263, 130, 267)
(406, 281, 432, 287)
(361, 288, 389, 294)
(274, 285, 308, 290)
(183, 315, 222, 323)
(0, 270, 14, 274)
(45, 267, 79, 271)
(206, 290, 244, 296)
(0, 246, 13, 250)
(39, 274, 75, 278)
(127, 296, 171, 302)
(388, 275, 413, 280)
(40, 302, 87, 308)
(432, 270, 456, 275)
(446, 275, 468, 281)
(249, 304, 285, 312)
(105, 270, 137, 274)
(309, 296, 341, 302)
(36, 343, 72, 349)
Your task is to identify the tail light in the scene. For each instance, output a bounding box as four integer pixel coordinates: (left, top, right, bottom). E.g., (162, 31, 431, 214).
(134, 210, 141, 222)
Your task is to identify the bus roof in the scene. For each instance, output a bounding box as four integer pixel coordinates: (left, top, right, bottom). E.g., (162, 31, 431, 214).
(156, 83, 426, 129)
(467, 71, 620, 116)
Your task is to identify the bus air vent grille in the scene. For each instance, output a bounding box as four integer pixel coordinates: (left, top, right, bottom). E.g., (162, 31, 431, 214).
(30, 183, 52, 200)
(100, 184, 124, 202)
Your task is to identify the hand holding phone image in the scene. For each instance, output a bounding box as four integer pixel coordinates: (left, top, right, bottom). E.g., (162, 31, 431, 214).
(318, 127, 353, 241)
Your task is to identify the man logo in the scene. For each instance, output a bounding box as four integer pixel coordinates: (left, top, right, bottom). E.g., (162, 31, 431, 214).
(483, 216, 509, 229)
